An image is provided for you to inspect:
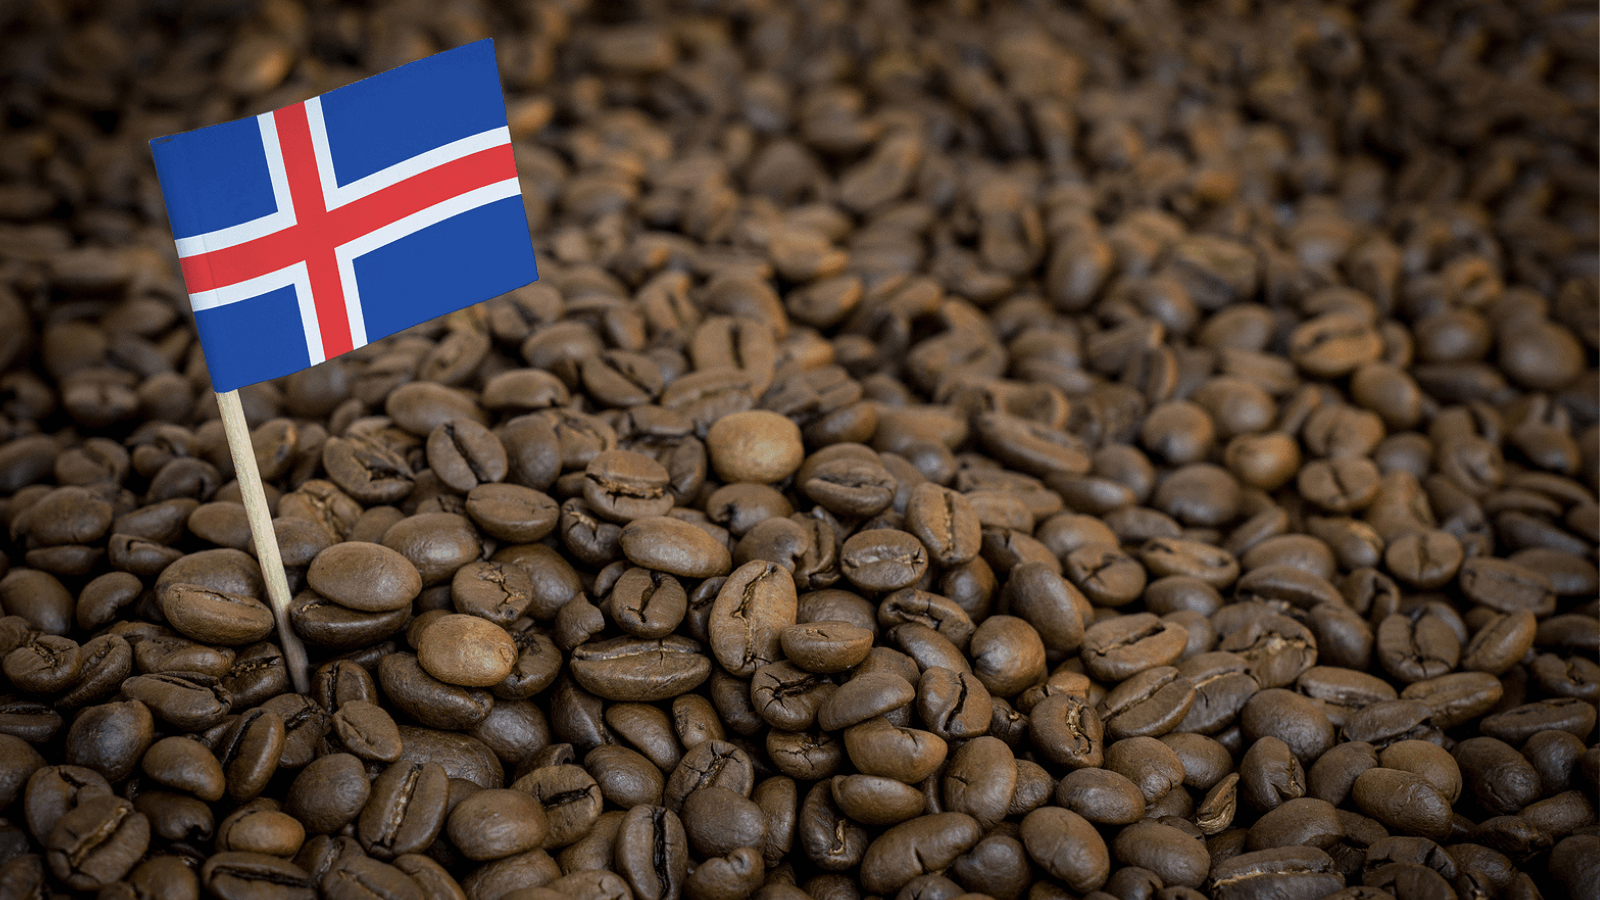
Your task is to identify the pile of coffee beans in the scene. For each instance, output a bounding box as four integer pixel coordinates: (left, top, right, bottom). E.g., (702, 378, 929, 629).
(0, 0, 1596, 899)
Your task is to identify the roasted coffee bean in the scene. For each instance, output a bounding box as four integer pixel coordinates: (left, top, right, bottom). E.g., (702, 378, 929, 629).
(213, 708, 285, 803)
(749, 661, 834, 731)
(451, 561, 536, 626)
(817, 672, 915, 731)
(44, 795, 149, 890)
(917, 666, 992, 740)
(291, 591, 409, 649)
(780, 621, 872, 673)
(63, 700, 153, 783)
(359, 760, 449, 860)
(709, 560, 797, 677)
(416, 614, 517, 688)
(331, 699, 402, 762)
(584, 743, 665, 808)
(1099, 665, 1195, 740)
(582, 449, 673, 523)
(214, 803, 303, 857)
(1030, 693, 1105, 769)
(1209, 847, 1343, 900)
(377, 652, 493, 730)
(262, 694, 328, 769)
(1351, 768, 1454, 840)
(1239, 736, 1307, 812)
(680, 785, 764, 859)
(511, 764, 602, 849)
(858, 812, 981, 895)
(157, 583, 275, 645)
(618, 516, 734, 579)
(306, 542, 423, 613)
(570, 635, 712, 702)
(141, 735, 226, 802)
(1056, 767, 1146, 825)
(1083, 614, 1188, 682)
(1481, 697, 1598, 745)
(706, 411, 805, 485)
(609, 567, 687, 639)
(904, 484, 982, 566)
(799, 780, 868, 872)
(1020, 806, 1109, 893)
(843, 716, 947, 784)
(830, 774, 925, 826)
(613, 805, 688, 900)
(381, 513, 481, 588)
(1111, 819, 1211, 889)
(446, 788, 547, 862)
(839, 529, 929, 593)
(285, 754, 370, 835)
(968, 614, 1047, 697)
(219, 642, 288, 709)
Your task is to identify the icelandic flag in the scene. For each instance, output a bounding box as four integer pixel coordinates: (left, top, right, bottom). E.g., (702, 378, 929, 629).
(150, 39, 538, 392)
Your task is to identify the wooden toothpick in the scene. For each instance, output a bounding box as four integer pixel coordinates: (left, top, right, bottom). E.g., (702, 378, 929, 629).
(215, 388, 312, 694)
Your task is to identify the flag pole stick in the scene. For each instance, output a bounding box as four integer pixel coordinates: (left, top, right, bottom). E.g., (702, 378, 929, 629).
(215, 388, 312, 694)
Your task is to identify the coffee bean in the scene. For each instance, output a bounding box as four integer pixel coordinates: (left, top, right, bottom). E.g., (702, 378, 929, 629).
(377, 653, 493, 730)
(1020, 806, 1109, 894)
(285, 754, 370, 836)
(700, 410, 802, 485)
(858, 812, 981, 895)
(445, 788, 547, 862)
(569, 635, 712, 702)
(359, 761, 449, 860)
(609, 567, 687, 639)
(581, 449, 672, 523)
(381, 513, 481, 588)
(917, 666, 992, 740)
(1352, 768, 1454, 840)
(511, 764, 602, 849)
(842, 716, 947, 784)
(1239, 736, 1306, 812)
(214, 708, 286, 803)
(1030, 692, 1105, 769)
(450, 561, 536, 627)
(464, 483, 559, 544)
(306, 542, 422, 613)
(779, 621, 872, 673)
(613, 805, 687, 900)
(708, 560, 797, 677)
(618, 516, 733, 579)
(1056, 767, 1146, 825)
(1208, 847, 1343, 900)
(427, 420, 507, 494)
(141, 735, 226, 802)
(904, 484, 982, 566)
(63, 700, 153, 783)
(942, 736, 1015, 829)
(44, 795, 149, 890)
(416, 614, 517, 688)
(1083, 614, 1188, 682)
(1111, 819, 1211, 889)
(331, 700, 402, 762)
(839, 529, 929, 592)
(215, 804, 303, 857)
(157, 583, 275, 645)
